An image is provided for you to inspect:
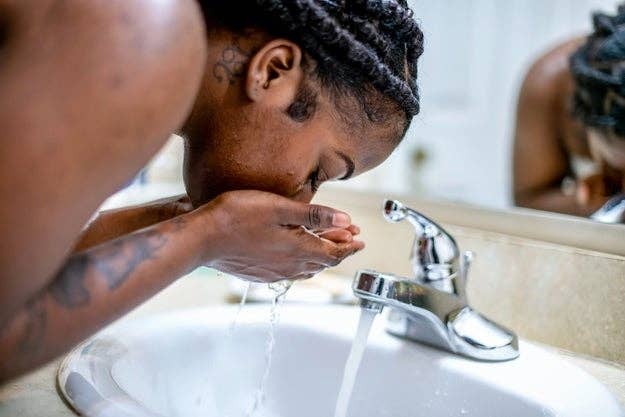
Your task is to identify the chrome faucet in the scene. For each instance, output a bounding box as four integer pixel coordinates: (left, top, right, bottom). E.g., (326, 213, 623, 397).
(353, 199, 519, 362)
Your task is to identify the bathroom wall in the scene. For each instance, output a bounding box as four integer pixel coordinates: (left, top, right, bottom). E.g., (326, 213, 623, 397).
(452, 226, 625, 365)
(316, 188, 625, 366)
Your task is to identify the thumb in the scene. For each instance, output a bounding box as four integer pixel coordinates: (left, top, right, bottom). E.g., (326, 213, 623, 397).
(278, 200, 352, 229)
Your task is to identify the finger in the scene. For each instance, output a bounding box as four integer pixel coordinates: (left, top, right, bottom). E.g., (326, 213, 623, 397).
(351, 239, 365, 251)
(315, 239, 365, 266)
(318, 229, 353, 243)
(313, 224, 360, 237)
(347, 224, 361, 236)
(291, 227, 364, 266)
(278, 199, 351, 229)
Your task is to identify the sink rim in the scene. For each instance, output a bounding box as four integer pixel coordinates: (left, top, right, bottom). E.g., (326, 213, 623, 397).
(57, 304, 625, 417)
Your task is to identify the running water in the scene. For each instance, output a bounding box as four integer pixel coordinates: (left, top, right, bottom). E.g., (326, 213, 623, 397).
(196, 282, 251, 413)
(333, 308, 378, 417)
(228, 282, 251, 335)
(245, 280, 293, 417)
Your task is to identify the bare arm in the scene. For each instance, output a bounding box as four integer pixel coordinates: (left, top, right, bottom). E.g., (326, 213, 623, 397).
(73, 195, 192, 252)
(0, 214, 199, 382)
(0, 191, 365, 382)
(0, 0, 207, 323)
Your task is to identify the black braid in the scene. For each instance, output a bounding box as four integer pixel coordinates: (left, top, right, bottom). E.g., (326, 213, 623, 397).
(571, 3, 625, 137)
(199, 0, 424, 119)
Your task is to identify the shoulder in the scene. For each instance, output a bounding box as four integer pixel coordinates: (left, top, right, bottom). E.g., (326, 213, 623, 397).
(520, 37, 586, 103)
(0, 0, 208, 153)
(1, 0, 207, 92)
(1, 0, 207, 43)
(55, 0, 207, 74)
(0, 0, 209, 219)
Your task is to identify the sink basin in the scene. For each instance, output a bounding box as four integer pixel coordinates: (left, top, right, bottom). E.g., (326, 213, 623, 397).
(58, 305, 624, 417)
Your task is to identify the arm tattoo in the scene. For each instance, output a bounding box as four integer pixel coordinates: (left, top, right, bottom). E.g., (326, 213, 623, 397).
(93, 229, 167, 290)
(49, 225, 173, 309)
(17, 298, 47, 354)
(1, 219, 185, 361)
(213, 37, 252, 85)
(50, 252, 91, 308)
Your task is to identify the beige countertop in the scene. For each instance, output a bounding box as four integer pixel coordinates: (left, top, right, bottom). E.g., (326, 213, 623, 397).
(2, 270, 624, 417)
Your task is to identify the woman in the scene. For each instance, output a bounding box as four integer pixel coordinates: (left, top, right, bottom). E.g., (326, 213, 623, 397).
(513, 5, 625, 216)
(0, 0, 424, 381)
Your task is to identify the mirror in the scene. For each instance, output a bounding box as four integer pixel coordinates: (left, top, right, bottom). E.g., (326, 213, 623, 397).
(331, 0, 625, 225)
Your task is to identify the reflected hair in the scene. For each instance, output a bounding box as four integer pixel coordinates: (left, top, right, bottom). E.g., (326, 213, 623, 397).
(570, 3, 625, 137)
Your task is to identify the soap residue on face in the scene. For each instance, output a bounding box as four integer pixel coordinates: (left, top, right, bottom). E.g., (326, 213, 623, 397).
(245, 280, 293, 417)
(333, 308, 378, 417)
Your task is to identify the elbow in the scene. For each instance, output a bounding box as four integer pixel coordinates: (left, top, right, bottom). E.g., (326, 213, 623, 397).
(514, 187, 539, 210)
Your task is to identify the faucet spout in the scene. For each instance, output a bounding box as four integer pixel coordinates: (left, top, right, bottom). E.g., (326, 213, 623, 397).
(352, 200, 519, 362)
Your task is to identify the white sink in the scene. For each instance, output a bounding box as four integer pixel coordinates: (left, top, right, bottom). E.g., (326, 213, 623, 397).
(58, 305, 624, 417)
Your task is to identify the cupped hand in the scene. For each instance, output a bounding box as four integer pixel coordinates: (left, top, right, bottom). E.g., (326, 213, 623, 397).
(190, 190, 364, 283)
(576, 173, 622, 211)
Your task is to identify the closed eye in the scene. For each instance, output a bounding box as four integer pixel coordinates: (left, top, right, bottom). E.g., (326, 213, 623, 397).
(336, 151, 355, 181)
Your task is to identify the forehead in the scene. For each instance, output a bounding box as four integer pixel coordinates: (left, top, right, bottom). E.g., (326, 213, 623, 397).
(313, 96, 405, 173)
(320, 88, 409, 143)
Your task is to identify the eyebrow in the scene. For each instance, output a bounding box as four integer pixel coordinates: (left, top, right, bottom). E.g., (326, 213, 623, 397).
(336, 151, 355, 181)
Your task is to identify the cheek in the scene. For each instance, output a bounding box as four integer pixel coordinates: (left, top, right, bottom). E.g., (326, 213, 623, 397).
(185, 106, 323, 198)
(226, 136, 317, 196)
(267, 134, 320, 189)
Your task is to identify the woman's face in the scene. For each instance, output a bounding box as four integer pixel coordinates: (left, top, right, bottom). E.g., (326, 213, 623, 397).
(587, 128, 625, 173)
(182, 88, 405, 207)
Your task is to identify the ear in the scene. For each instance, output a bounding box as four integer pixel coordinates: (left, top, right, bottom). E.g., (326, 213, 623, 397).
(245, 39, 304, 107)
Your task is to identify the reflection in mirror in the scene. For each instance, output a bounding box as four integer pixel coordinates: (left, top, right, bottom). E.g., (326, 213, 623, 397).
(328, 0, 625, 225)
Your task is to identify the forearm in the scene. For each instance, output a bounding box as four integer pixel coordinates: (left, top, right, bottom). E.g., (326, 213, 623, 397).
(0, 213, 203, 382)
(515, 187, 595, 217)
(74, 195, 189, 252)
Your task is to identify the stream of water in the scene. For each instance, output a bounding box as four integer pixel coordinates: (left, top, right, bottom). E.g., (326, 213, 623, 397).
(227, 282, 251, 336)
(245, 280, 293, 417)
(333, 308, 378, 417)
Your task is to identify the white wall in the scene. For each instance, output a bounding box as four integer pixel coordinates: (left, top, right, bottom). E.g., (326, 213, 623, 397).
(334, 0, 620, 208)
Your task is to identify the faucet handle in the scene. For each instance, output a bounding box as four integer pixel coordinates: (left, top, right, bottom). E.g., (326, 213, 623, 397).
(383, 199, 409, 222)
(383, 199, 462, 292)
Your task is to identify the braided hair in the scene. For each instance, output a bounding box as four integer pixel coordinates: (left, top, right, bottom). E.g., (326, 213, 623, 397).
(200, 0, 424, 123)
(571, 4, 625, 137)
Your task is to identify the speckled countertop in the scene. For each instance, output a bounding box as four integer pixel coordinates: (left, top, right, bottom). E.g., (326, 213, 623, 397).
(1, 271, 624, 417)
